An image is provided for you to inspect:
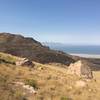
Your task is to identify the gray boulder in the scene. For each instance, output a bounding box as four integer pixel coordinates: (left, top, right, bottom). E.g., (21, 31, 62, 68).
(16, 58, 35, 67)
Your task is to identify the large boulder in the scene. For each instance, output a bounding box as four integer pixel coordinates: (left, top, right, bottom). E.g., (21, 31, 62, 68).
(67, 60, 93, 79)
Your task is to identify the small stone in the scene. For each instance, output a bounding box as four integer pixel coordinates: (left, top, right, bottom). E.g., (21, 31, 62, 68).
(38, 67, 43, 70)
(88, 89, 92, 92)
(69, 86, 73, 90)
(75, 80, 87, 88)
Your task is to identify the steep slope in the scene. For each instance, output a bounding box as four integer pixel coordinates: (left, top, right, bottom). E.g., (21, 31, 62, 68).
(0, 33, 74, 65)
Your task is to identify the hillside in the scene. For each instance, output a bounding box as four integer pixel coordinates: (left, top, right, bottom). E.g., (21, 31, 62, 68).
(0, 33, 74, 65)
(0, 52, 100, 100)
(1, 33, 100, 100)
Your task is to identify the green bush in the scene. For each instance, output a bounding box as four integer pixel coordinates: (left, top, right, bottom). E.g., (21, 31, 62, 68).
(61, 96, 72, 100)
(25, 79, 38, 89)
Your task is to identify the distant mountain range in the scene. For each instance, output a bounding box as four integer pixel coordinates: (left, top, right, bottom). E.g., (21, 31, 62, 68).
(42, 42, 66, 46)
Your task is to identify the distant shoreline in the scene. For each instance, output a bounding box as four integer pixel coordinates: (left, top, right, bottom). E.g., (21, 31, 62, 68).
(70, 53, 100, 58)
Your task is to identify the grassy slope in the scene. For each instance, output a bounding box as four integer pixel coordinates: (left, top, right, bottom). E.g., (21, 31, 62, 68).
(0, 52, 100, 100)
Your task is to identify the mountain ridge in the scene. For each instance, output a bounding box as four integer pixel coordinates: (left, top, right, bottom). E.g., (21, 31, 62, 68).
(0, 33, 75, 65)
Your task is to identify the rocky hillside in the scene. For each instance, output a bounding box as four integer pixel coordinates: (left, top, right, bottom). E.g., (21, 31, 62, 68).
(0, 52, 100, 100)
(0, 33, 74, 65)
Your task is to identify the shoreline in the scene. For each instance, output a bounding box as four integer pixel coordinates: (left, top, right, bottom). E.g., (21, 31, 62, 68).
(70, 53, 100, 58)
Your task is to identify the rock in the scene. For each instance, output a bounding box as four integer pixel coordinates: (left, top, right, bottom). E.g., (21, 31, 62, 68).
(13, 82, 24, 86)
(16, 58, 35, 67)
(68, 86, 73, 90)
(75, 80, 87, 88)
(22, 85, 37, 94)
(88, 89, 92, 92)
(13, 82, 37, 94)
(67, 60, 93, 79)
(38, 67, 44, 70)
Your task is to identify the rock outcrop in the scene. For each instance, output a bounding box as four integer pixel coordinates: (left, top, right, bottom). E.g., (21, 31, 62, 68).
(67, 60, 93, 79)
(0, 33, 74, 65)
(13, 82, 37, 94)
(16, 58, 35, 67)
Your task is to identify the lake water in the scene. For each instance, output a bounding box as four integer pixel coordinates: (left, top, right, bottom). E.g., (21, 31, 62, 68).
(46, 44, 100, 55)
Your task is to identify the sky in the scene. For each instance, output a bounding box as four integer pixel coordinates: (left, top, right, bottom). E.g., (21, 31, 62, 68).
(0, 0, 100, 45)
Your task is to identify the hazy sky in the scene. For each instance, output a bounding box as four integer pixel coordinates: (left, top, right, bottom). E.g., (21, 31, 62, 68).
(0, 0, 100, 45)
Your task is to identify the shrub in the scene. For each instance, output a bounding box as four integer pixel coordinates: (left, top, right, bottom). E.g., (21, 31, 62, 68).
(61, 96, 72, 100)
(13, 90, 28, 100)
(24, 79, 38, 89)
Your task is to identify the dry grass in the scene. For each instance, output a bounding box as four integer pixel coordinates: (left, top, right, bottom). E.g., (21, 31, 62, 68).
(0, 52, 20, 63)
(0, 52, 100, 100)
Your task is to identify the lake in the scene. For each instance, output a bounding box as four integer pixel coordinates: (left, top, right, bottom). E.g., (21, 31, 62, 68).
(43, 43, 100, 57)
